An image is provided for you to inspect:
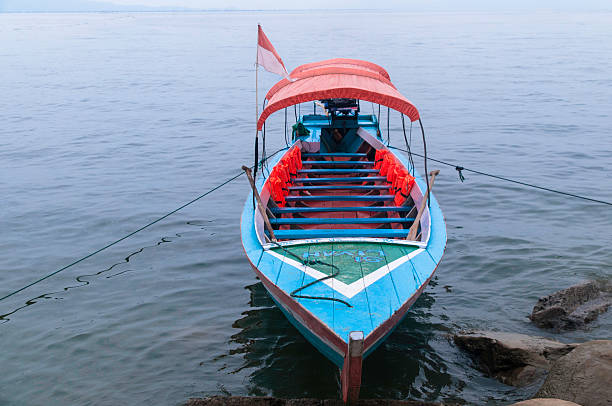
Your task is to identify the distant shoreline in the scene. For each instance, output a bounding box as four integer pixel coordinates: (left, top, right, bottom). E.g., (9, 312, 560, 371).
(2, 9, 392, 13)
(1, 9, 391, 14)
(2, 8, 612, 14)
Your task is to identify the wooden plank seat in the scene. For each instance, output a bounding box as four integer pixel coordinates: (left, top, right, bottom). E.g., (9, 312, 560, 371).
(293, 176, 387, 183)
(302, 153, 367, 158)
(288, 185, 390, 191)
(285, 195, 394, 202)
(298, 169, 379, 174)
(270, 217, 415, 225)
(301, 161, 375, 166)
(267, 228, 410, 239)
(271, 206, 413, 214)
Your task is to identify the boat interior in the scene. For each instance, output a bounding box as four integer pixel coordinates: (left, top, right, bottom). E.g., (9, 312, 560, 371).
(259, 99, 429, 243)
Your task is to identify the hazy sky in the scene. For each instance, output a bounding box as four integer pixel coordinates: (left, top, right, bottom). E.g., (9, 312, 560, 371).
(2, 0, 612, 11)
(56, 0, 612, 11)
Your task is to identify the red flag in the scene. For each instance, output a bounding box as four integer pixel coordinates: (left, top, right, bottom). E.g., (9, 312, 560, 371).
(257, 25, 288, 77)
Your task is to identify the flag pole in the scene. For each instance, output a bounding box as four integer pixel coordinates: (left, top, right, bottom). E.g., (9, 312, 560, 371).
(256, 24, 259, 132)
(256, 62, 258, 127)
(254, 24, 260, 181)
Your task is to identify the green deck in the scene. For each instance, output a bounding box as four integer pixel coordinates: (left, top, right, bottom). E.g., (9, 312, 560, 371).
(272, 242, 417, 285)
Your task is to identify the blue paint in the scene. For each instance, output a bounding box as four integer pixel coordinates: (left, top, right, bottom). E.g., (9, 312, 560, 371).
(271, 206, 413, 213)
(293, 176, 387, 183)
(269, 229, 410, 239)
(270, 217, 415, 225)
(389, 147, 448, 264)
(298, 168, 379, 174)
(302, 160, 375, 165)
(302, 153, 367, 158)
(288, 185, 390, 190)
(241, 115, 447, 367)
(303, 248, 385, 264)
(263, 284, 345, 367)
(285, 195, 394, 202)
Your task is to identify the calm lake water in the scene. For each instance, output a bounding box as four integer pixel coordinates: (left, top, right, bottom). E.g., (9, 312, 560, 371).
(1, 10, 611, 406)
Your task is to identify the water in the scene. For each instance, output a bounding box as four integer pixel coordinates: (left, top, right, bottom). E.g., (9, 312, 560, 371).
(1, 11, 611, 406)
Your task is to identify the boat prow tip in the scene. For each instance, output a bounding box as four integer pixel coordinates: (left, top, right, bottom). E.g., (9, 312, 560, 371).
(342, 330, 364, 404)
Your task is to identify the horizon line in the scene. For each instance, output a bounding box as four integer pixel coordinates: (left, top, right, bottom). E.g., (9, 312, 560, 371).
(3, 8, 611, 13)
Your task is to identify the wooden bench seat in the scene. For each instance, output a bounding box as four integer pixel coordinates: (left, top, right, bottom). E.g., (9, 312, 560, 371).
(288, 185, 390, 191)
(302, 153, 367, 158)
(268, 228, 410, 239)
(298, 169, 379, 174)
(284, 195, 394, 202)
(293, 176, 387, 183)
(270, 217, 415, 225)
(301, 161, 374, 166)
(270, 206, 413, 214)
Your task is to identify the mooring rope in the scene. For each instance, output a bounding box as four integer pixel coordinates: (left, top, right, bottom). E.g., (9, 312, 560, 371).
(0, 149, 287, 303)
(390, 146, 612, 206)
(5, 145, 609, 304)
(270, 241, 352, 307)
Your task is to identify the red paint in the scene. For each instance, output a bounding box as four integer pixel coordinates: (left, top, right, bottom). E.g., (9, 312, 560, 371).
(341, 332, 364, 403)
(363, 266, 438, 352)
(257, 59, 420, 130)
(244, 254, 347, 360)
(292, 58, 391, 80)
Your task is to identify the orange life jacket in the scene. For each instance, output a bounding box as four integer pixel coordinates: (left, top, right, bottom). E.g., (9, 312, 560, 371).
(277, 160, 290, 185)
(284, 155, 296, 177)
(268, 175, 286, 207)
(374, 149, 387, 170)
(292, 147, 302, 171)
(380, 154, 394, 176)
(387, 160, 402, 183)
(392, 168, 409, 193)
(394, 174, 415, 206)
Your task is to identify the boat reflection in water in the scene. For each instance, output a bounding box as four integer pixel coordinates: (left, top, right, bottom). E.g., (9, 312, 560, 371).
(222, 282, 460, 401)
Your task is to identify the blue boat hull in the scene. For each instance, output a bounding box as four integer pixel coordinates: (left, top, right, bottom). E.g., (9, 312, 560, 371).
(240, 144, 447, 368)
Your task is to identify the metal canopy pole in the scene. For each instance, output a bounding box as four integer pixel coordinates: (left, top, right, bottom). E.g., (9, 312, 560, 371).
(419, 118, 430, 208)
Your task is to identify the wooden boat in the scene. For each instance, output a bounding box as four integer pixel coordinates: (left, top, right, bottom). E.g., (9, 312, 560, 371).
(241, 59, 446, 402)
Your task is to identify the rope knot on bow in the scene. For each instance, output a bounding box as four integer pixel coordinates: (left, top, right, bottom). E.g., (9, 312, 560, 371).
(455, 166, 466, 182)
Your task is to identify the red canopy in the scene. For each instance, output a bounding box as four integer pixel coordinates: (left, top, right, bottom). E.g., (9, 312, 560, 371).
(257, 58, 419, 130)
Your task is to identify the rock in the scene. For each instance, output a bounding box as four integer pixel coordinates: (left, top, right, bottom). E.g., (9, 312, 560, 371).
(186, 397, 449, 405)
(510, 399, 581, 406)
(453, 331, 576, 387)
(530, 280, 612, 331)
(187, 398, 284, 406)
(535, 340, 612, 406)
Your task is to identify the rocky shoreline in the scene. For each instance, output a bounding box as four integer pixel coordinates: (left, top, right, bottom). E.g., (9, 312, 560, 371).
(453, 333, 610, 405)
(187, 398, 586, 406)
(188, 280, 611, 406)
(529, 280, 611, 331)
(452, 280, 611, 406)
(186, 398, 453, 406)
